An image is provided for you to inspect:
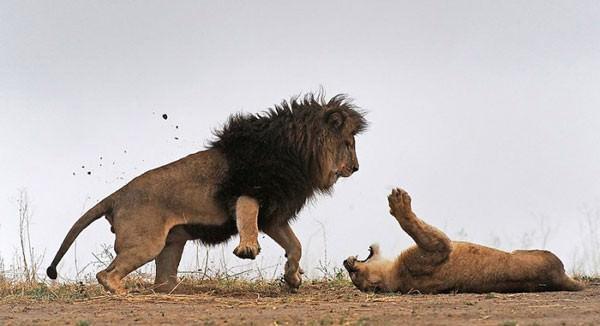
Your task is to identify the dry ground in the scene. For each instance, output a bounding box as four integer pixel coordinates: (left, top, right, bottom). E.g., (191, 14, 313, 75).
(1, 278, 599, 325)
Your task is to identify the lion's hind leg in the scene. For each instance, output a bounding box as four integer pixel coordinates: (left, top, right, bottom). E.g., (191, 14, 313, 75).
(154, 227, 189, 293)
(97, 211, 170, 295)
(388, 188, 451, 274)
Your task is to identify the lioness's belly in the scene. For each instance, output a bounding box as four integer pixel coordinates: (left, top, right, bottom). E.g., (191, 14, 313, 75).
(411, 242, 555, 293)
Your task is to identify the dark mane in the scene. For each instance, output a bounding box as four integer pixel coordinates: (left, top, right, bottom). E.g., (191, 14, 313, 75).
(207, 92, 367, 229)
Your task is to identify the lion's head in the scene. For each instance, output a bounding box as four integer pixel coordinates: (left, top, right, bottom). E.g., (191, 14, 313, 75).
(343, 244, 396, 292)
(210, 91, 367, 224)
(316, 95, 367, 189)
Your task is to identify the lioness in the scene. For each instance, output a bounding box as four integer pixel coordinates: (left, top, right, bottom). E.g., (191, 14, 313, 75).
(47, 93, 367, 294)
(344, 188, 583, 294)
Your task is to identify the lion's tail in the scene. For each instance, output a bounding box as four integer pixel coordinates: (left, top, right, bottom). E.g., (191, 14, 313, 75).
(46, 197, 113, 280)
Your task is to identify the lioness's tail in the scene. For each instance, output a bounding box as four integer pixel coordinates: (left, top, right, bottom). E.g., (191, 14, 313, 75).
(46, 197, 113, 279)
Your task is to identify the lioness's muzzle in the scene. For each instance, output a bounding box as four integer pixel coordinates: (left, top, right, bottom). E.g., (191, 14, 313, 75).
(343, 257, 357, 272)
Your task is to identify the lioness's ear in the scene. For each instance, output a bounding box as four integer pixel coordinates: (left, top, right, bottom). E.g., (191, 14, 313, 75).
(369, 244, 381, 256)
(325, 110, 346, 131)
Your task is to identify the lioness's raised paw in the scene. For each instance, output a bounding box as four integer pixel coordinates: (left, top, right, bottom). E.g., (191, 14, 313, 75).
(388, 188, 413, 219)
(233, 242, 261, 259)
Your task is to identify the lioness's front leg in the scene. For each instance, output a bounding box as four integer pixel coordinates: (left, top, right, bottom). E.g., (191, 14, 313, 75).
(388, 188, 451, 253)
(233, 196, 261, 259)
(388, 188, 451, 274)
(263, 223, 302, 291)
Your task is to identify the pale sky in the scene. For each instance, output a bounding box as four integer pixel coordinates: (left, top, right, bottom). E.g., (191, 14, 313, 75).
(1, 1, 599, 279)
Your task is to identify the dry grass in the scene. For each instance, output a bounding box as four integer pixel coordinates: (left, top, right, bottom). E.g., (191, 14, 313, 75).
(0, 277, 107, 302)
(0, 274, 356, 303)
(2, 275, 598, 305)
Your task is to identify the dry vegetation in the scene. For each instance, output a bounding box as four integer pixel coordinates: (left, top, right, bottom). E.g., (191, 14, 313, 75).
(2, 190, 600, 325)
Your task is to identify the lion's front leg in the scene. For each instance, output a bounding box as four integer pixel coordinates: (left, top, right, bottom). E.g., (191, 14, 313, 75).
(233, 196, 261, 259)
(263, 223, 303, 292)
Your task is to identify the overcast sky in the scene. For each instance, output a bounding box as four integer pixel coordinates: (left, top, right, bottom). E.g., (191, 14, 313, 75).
(1, 1, 599, 279)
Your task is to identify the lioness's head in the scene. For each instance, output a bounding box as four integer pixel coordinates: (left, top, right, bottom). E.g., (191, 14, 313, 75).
(343, 244, 396, 292)
(319, 97, 367, 189)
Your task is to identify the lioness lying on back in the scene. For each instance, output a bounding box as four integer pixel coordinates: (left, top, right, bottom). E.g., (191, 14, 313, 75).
(344, 188, 583, 294)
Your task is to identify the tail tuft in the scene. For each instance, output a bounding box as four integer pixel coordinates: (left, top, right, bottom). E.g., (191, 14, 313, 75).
(46, 266, 57, 280)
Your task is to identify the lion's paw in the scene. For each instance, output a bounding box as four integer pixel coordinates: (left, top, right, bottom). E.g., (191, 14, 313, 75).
(284, 270, 302, 292)
(153, 280, 179, 294)
(388, 187, 413, 219)
(233, 242, 261, 260)
(97, 270, 127, 295)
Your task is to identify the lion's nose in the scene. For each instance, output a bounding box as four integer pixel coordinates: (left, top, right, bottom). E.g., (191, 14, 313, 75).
(352, 165, 359, 173)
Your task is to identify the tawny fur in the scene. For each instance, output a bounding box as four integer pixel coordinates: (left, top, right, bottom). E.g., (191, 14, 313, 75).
(47, 92, 367, 294)
(344, 188, 583, 294)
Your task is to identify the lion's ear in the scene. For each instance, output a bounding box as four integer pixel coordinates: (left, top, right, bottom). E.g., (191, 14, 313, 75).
(325, 110, 346, 131)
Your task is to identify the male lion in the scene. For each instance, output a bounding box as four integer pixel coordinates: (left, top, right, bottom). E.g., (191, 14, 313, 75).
(344, 188, 583, 294)
(47, 93, 367, 294)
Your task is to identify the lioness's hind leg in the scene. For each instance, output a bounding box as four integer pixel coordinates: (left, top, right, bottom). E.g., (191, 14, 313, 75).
(539, 250, 584, 291)
(554, 274, 584, 291)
